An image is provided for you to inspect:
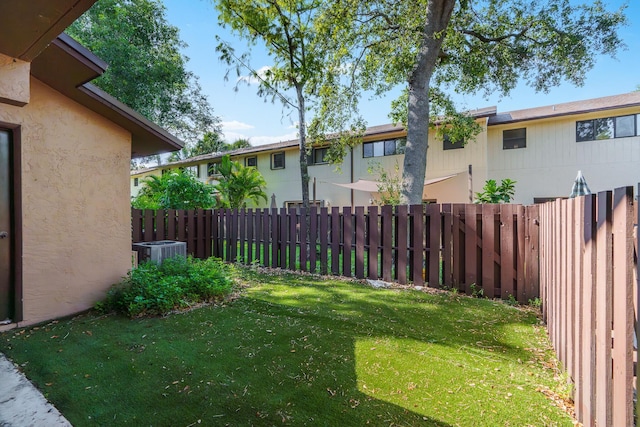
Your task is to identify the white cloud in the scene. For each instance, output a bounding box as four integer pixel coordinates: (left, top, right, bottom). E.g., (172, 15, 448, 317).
(251, 132, 298, 146)
(237, 66, 271, 86)
(221, 120, 255, 131)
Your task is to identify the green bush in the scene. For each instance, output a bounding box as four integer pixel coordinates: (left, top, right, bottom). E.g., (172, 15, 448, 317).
(99, 256, 233, 317)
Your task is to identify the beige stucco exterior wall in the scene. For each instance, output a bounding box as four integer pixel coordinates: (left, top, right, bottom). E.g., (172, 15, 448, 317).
(0, 78, 132, 326)
(0, 53, 30, 106)
(131, 169, 162, 199)
(487, 109, 640, 204)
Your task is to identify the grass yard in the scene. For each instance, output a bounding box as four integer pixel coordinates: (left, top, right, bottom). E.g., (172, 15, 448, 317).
(0, 268, 572, 426)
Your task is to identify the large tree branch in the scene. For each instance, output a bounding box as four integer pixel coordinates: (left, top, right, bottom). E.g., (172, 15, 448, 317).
(460, 26, 531, 44)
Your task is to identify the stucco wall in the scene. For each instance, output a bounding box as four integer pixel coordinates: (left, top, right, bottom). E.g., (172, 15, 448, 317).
(0, 78, 131, 326)
(0, 53, 30, 106)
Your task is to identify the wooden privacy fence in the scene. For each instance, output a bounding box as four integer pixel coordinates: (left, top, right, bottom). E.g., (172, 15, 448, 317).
(132, 203, 540, 302)
(539, 186, 638, 427)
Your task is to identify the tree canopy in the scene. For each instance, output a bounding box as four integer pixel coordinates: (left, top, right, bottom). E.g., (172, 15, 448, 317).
(316, 0, 627, 204)
(67, 0, 222, 164)
(132, 170, 216, 210)
(215, 0, 334, 209)
(212, 155, 268, 208)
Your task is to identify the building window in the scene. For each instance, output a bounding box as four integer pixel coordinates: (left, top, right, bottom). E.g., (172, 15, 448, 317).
(310, 147, 329, 165)
(443, 134, 464, 150)
(363, 138, 406, 158)
(207, 162, 220, 177)
(577, 114, 638, 142)
(503, 128, 526, 149)
(186, 165, 198, 176)
(161, 169, 170, 175)
(134, 177, 139, 187)
(271, 152, 285, 170)
(245, 156, 257, 167)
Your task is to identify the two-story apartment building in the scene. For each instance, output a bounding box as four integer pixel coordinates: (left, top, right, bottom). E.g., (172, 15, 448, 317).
(131, 91, 640, 206)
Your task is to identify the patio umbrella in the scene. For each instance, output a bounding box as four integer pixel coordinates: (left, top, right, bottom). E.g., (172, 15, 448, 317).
(569, 170, 591, 198)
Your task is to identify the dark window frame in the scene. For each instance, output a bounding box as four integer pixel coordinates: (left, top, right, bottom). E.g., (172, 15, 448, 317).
(133, 177, 139, 187)
(443, 134, 464, 150)
(271, 152, 285, 170)
(503, 128, 526, 150)
(576, 114, 638, 142)
(362, 138, 406, 158)
(310, 147, 329, 165)
(245, 156, 258, 168)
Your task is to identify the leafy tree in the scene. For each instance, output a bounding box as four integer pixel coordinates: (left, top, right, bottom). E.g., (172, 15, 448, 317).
(132, 169, 216, 210)
(367, 161, 402, 206)
(317, 0, 627, 204)
(474, 179, 516, 204)
(212, 155, 268, 208)
(226, 138, 252, 151)
(67, 0, 222, 165)
(214, 0, 328, 210)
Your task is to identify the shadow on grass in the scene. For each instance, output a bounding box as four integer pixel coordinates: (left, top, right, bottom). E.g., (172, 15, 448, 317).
(0, 270, 569, 426)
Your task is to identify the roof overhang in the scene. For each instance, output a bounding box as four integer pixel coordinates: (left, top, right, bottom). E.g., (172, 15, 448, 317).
(0, 0, 96, 61)
(29, 34, 183, 157)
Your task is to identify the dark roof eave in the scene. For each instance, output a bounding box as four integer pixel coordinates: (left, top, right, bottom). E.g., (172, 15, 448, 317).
(78, 83, 184, 155)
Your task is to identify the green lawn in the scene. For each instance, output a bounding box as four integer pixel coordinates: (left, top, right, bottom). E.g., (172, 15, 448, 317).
(0, 268, 572, 426)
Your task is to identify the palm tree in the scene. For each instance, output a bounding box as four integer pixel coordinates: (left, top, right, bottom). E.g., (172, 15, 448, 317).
(212, 155, 267, 208)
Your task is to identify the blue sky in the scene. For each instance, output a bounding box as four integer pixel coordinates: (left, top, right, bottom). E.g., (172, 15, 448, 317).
(162, 0, 639, 146)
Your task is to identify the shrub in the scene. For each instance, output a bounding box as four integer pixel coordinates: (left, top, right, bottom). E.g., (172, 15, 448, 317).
(99, 256, 233, 317)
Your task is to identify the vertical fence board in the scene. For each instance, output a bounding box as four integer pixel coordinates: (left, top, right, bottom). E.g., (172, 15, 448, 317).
(246, 209, 254, 264)
(309, 207, 318, 273)
(263, 209, 271, 267)
(238, 209, 246, 263)
(500, 205, 515, 300)
(355, 207, 365, 279)
(582, 195, 596, 426)
(565, 200, 575, 381)
(452, 204, 464, 290)
(611, 187, 634, 427)
(270, 209, 279, 268)
(368, 206, 379, 280)
(427, 204, 440, 288)
(319, 207, 329, 275)
(288, 208, 297, 270)
(481, 205, 496, 298)
(342, 207, 353, 277)
(595, 191, 613, 427)
(331, 207, 340, 276)
(155, 209, 166, 241)
(144, 210, 155, 241)
(525, 205, 540, 301)
(205, 210, 212, 259)
(571, 198, 583, 423)
(441, 204, 453, 288)
(280, 208, 288, 269)
(381, 206, 393, 282)
(396, 205, 408, 284)
(464, 205, 477, 294)
(300, 208, 308, 272)
(516, 205, 526, 304)
(132, 209, 142, 242)
(411, 205, 424, 286)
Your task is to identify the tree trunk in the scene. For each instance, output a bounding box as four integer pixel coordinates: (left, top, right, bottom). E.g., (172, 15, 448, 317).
(401, 0, 456, 205)
(296, 85, 310, 209)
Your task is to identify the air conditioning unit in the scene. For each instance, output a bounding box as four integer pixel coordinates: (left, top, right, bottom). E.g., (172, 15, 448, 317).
(132, 241, 187, 264)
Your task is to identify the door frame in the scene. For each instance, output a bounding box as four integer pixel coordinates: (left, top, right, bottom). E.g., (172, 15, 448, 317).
(0, 121, 22, 322)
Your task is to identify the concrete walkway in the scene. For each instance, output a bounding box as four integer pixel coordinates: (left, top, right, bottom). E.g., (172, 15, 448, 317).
(0, 354, 71, 427)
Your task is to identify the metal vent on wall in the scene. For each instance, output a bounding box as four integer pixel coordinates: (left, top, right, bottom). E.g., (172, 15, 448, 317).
(132, 241, 187, 264)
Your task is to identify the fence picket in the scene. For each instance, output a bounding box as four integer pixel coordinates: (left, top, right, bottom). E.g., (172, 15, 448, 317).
(611, 187, 634, 427)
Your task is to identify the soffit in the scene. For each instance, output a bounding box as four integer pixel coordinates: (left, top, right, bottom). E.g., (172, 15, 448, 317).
(0, 0, 96, 61)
